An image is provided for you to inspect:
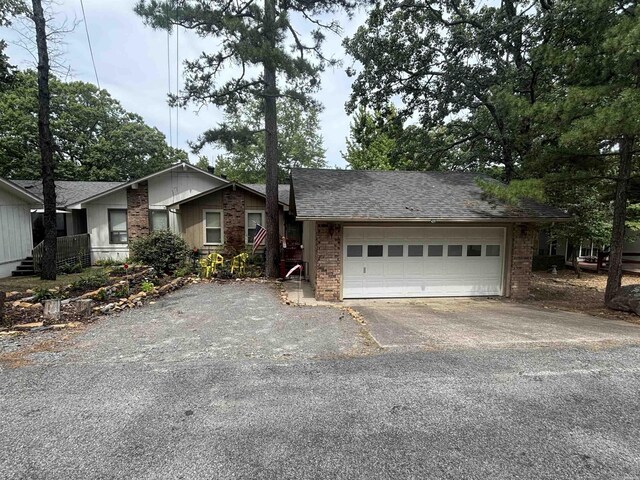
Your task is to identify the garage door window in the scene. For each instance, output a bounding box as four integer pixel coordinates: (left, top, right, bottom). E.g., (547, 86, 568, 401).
(467, 245, 482, 257)
(486, 245, 501, 256)
(368, 245, 383, 257)
(448, 245, 463, 257)
(408, 245, 424, 257)
(347, 245, 363, 257)
(428, 245, 443, 256)
(388, 245, 404, 257)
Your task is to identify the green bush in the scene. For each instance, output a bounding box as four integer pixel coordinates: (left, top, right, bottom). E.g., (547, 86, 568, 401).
(33, 287, 60, 302)
(129, 230, 191, 274)
(140, 280, 155, 293)
(59, 261, 83, 275)
(70, 271, 109, 291)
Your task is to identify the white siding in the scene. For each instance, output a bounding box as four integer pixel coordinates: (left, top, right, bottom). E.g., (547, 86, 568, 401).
(85, 189, 129, 262)
(0, 184, 34, 277)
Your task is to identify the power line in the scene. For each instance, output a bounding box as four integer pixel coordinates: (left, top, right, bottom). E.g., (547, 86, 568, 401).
(166, 2, 173, 148)
(79, 0, 100, 89)
(175, 0, 180, 148)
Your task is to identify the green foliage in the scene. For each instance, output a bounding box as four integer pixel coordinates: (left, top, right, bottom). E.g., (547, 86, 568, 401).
(210, 96, 326, 183)
(95, 257, 128, 267)
(94, 288, 109, 302)
(129, 230, 190, 274)
(477, 178, 547, 205)
(70, 271, 110, 292)
(173, 265, 193, 278)
(140, 280, 155, 293)
(59, 262, 83, 275)
(114, 284, 130, 298)
(0, 70, 187, 180)
(33, 287, 60, 302)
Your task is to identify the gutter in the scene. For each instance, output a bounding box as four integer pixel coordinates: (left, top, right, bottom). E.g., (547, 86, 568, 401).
(293, 216, 572, 223)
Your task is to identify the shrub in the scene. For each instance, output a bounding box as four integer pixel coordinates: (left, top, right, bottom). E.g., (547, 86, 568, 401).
(114, 284, 130, 298)
(59, 261, 83, 274)
(140, 280, 155, 293)
(33, 288, 60, 302)
(129, 231, 190, 275)
(71, 271, 109, 291)
(174, 265, 193, 278)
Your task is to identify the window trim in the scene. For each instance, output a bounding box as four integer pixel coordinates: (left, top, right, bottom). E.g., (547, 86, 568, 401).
(149, 208, 169, 232)
(203, 209, 224, 245)
(108, 208, 128, 245)
(245, 210, 265, 245)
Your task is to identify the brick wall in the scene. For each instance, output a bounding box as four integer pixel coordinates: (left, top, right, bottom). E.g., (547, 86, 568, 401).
(315, 222, 342, 301)
(223, 188, 245, 253)
(509, 223, 538, 299)
(127, 182, 149, 241)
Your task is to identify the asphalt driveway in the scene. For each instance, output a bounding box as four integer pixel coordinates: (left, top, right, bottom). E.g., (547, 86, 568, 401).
(2, 283, 640, 479)
(353, 298, 640, 349)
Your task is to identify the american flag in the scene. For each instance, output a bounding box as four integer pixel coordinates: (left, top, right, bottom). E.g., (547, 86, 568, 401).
(252, 223, 267, 255)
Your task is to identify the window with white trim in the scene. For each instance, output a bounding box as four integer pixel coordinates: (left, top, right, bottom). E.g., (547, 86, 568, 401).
(203, 210, 223, 245)
(108, 209, 127, 244)
(246, 211, 264, 244)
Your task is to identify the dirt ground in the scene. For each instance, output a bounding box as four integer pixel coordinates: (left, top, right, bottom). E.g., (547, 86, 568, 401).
(525, 269, 640, 324)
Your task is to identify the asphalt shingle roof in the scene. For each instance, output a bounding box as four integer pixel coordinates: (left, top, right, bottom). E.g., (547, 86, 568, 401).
(244, 184, 290, 206)
(12, 180, 124, 208)
(291, 169, 569, 221)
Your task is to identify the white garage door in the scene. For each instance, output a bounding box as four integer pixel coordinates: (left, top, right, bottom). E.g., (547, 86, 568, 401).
(343, 226, 506, 299)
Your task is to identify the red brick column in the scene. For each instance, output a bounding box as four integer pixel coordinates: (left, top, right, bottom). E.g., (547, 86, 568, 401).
(315, 222, 342, 301)
(510, 223, 537, 299)
(127, 182, 149, 241)
(223, 188, 245, 253)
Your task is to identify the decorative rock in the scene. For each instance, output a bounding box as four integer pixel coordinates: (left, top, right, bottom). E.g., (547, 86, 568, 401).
(14, 322, 44, 330)
(608, 284, 640, 315)
(76, 299, 94, 316)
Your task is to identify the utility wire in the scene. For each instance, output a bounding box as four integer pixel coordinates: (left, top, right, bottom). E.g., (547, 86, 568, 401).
(79, 0, 100, 89)
(175, 0, 180, 148)
(166, 2, 173, 148)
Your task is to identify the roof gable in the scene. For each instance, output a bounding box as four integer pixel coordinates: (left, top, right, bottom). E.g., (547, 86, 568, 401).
(290, 169, 569, 222)
(0, 177, 43, 204)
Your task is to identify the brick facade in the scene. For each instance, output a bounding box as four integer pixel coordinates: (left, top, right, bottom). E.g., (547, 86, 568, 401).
(126, 182, 149, 241)
(509, 223, 537, 299)
(222, 188, 245, 253)
(315, 222, 342, 301)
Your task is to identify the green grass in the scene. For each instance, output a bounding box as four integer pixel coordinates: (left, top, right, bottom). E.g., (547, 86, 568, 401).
(0, 267, 110, 293)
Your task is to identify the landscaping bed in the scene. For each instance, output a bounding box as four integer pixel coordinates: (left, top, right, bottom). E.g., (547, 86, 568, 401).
(0, 265, 200, 334)
(524, 270, 640, 324)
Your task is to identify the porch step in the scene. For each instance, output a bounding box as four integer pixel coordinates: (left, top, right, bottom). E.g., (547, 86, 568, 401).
(11, 256, 36, 277)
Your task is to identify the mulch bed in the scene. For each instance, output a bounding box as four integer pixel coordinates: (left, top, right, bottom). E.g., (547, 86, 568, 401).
(523, 270, 640, 324)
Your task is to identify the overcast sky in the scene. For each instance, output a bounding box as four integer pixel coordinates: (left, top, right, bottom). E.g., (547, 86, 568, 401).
(1, 0, 368, 169)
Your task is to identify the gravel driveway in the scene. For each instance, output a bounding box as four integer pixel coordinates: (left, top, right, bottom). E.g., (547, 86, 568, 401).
(1, 282, 373, 367)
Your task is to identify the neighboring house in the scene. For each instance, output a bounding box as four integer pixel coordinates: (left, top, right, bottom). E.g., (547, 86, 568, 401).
(0, 178, 41, 277)
(290, 169, 570, 301)
(168, 182, 291, 255)
(0, 163, 292, 275)
(13, 180, 124, 244)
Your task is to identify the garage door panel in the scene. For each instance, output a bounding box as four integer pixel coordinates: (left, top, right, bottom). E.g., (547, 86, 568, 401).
(343, 226, 505, 299)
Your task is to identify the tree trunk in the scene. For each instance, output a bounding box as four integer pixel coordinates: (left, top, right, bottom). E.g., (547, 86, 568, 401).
(605, 135, 635, 304)
(263, 0, 279, 278)
(571, 250, 581, 279)
(32, 0, 57, 280)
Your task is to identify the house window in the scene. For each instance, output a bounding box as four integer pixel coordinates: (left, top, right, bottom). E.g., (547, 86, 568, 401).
(246, 211, 264, 244)
(408, 245, 424, 257)
(149, 209, 169, 231)
(367, 245, 383, 257)
(388, 245, 404, 257)
(467, 245, 482, 257)
(447, 245, 463, 257)
(203, 210, 223, 245)
(428, 245, 443, 257)
(486, 245, 501, 256)
(347, 245, 363, 257)
(108, 209, 127, 244)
